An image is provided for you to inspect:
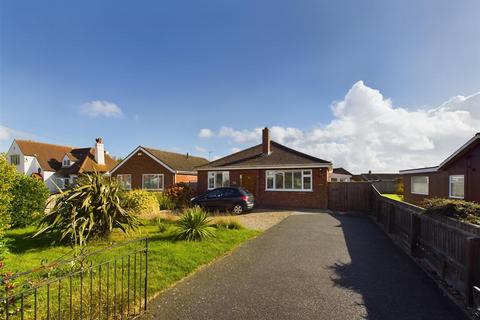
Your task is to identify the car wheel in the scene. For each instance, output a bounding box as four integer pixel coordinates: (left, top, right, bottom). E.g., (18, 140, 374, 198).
(232, 204, 244, 214)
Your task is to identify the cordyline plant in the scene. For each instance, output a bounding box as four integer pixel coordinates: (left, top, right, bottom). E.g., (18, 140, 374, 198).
(35, 172, 139, 246)
(175, 206, 215, 241)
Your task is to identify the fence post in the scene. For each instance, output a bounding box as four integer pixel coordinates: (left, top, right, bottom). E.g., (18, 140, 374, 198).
(409, 213, 420, 256)
(465, 237, 480, 307)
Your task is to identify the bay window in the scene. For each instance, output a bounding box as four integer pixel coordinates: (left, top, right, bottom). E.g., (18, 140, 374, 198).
(411, 176, 429, 195)
(208, 171, 230, 189)
(449, 175, 464, 199)
(142, 174, 164, 191)
(266, 170, 312, 191)
(117, 174, 132, 190)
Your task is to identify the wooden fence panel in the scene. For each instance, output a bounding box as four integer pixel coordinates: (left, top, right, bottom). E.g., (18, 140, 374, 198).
(369, 186, 480, 307)
(327, 182, 371, 212)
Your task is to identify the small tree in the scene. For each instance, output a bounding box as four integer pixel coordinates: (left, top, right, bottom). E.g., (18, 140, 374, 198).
(0, 154, 16, 230)
(0, 154, 16, 256)
(9, 175, 50, 228)
(36, 172, 139, 246)
(394, 178, 404, 195)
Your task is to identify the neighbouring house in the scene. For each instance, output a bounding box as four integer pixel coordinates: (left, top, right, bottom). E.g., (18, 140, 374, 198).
(110, 146, 209, 191)
(6, 138, 117, 192)
(331, 168, 353, 182)
(360, 171, 401, 182)
(358, 171, 401, 193)
(400, 133, 480, 206)
(196, 127, 333, 209)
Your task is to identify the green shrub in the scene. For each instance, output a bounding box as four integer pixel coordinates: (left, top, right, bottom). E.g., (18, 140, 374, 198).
(422, 198, 480, 225)
(174, 206, 215, 241)
(36, 172, 139, 246)
(9, 175, 50, 228)
(212, 218, 244, 230)
(164, 183, 196, 209)
(156, 192, 176, 210)
(124, 189, 159, 215)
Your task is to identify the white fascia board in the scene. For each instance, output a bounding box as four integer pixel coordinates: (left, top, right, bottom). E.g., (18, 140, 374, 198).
(399, 167, 439, 175)
(110, 146, 175, 174)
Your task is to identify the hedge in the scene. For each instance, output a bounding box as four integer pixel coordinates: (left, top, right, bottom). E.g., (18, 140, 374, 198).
(422, 198, 480, 226)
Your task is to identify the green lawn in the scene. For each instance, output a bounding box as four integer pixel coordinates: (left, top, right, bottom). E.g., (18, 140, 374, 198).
(382, 194, 404, 202)
(3, 220, 259, 318)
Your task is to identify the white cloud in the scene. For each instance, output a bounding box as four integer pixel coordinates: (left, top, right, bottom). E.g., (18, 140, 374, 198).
(211, 81, 480, 173)
(80, 100, 123, 118)
(0, 125, 37, 151)
(198, 128, 214, 138)
(195, 145, 208, 153)
(231, 147, 241, 153)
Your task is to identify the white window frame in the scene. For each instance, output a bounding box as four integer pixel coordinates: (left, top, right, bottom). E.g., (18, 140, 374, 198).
(10, 154, 20, 165)
(265, 169, 313, 192)
(449, 175, 464, 199)
(411, 176, 429, 195)
(208, 171, 230, 190)
(117, 174, 132, 190)
(142, 174, 164, 191)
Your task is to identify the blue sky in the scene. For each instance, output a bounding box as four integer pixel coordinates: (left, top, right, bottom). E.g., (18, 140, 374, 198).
(1, 0, 479, 171)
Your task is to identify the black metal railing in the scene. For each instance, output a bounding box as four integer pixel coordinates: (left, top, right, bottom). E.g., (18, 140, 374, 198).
(1, 238, 148, 320)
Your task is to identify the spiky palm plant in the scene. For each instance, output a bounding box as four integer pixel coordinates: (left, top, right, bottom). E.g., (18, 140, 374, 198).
(174, 206, 215, 241)
(36, 172, 139, 246)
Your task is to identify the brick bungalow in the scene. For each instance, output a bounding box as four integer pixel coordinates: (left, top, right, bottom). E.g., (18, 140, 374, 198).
(400, 133, 480, 205)
(110, 146, 208, 191)
(196, 128, 332, 209)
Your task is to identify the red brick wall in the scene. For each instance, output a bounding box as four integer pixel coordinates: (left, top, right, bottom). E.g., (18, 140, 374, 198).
(197, 168, 329, 209)
(111, 150, 175, 189)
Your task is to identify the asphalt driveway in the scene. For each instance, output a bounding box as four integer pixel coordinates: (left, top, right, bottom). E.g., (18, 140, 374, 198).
(143, 212, 466, 320)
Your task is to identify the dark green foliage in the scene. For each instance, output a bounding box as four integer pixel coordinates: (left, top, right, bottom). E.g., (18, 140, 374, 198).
(0, 154, 16, 235)
(36, 172, 139, 246)
(9, 175, 50, 228)
(164, 183, 196, 209)
(174, 206, 215, 241)
(422, 198, 480, 225)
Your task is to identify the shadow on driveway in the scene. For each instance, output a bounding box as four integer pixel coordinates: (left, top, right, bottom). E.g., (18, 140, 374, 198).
(327, 212, 466, 320)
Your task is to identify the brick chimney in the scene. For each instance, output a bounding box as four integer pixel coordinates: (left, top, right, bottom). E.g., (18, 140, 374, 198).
(262, 127, 271, 155)
(94, 138, 105, 165)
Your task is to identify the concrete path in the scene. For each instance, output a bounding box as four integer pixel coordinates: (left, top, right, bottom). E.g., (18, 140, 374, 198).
(143, 212, 467, 320)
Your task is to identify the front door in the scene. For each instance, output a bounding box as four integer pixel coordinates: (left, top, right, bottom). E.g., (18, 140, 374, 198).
(240, 173, 257, 197)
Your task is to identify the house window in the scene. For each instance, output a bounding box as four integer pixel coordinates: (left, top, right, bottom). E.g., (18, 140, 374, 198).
(117, 174, 132, 190)
(10, 154, 20, 165)
(142, 174, 164, 191)
(411, 176, 429, 195)
(208, 171, 230, 189)
(63, 159, 71, 167)
(266, 170, 312, 191)
(449, 175, 464, 199)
